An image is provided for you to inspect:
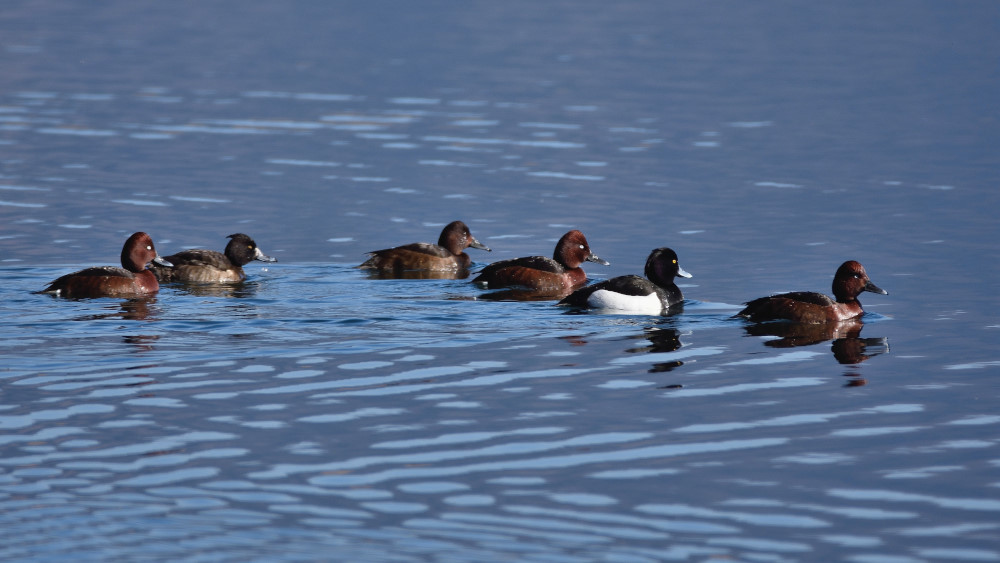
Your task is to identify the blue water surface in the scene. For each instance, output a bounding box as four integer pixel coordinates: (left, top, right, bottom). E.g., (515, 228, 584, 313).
(1, 2, 998, 561)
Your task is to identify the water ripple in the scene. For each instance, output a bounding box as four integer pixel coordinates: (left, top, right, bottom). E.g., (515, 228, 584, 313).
(372, 427, 566, 449)
(674, 404, 924, 433)
(666, 377, 826, 398)
(828, 489, 1000, 512)
(283, 437, 785, 486)
(636, 503, 829, 528)
(0, 431, 236, 467)
(0, 15, 993, 557)
(0, 404, 114, 430)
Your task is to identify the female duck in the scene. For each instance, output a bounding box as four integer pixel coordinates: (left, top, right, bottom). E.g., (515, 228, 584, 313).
(38, 232, 172, 298)
(736, 260, 888, 323)
(152, 233, 276, 283)
(359, 220, 490, 273)
(472, 229, 609, 293)
(558, 247, 690, 314)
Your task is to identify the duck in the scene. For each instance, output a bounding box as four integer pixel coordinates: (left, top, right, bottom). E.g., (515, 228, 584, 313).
(736, 260, 888, 323)
(558, 247, 690, 314)
(151, 233, 275, 283)
(471, 229, 609, 293)
(359, 220, 490, 273)
(37, 232, 172, 298)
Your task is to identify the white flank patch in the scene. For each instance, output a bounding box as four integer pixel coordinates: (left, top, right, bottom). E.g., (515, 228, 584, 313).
(587, 289, 662, 314)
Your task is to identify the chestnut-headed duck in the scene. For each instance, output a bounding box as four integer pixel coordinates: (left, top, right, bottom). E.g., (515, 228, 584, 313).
(359, 220, 490, 273)
(472, 229, 609, 293)
(38, 232, 172, 298)
(736, 260, 888, 323)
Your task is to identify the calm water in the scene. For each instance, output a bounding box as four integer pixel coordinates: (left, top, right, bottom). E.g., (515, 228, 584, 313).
(2, 2, 999, 561)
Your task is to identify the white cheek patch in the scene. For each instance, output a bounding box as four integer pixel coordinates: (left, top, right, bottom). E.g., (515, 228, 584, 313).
(587, 289, 662, 314)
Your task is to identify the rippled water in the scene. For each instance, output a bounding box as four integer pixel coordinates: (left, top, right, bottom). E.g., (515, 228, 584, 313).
(2, 2, 999, 562)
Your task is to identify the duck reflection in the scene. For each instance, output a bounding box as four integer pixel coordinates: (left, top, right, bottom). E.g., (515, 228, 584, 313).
(169, 280, 262, 298)
(623, 326, 685, 372)
(117, 298, 162, 351)
(118, 297, 155, 321)
(624, 327, 683, 354)
(364, 269, 473, 280)
(122, 333, 160, 352)
(560, 324, 687, 372)
(743, 319, 889, 365)
(476, 288, 573, 302)
(65, 297, 162, 351)
(70, 296, 159, 322)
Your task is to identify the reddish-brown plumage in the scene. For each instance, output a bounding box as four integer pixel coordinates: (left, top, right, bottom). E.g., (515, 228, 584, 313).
(359, 220, 490, 273)
(737, 260, 888, 323)
(472, 230, 609, 293)
(38, 232, 172, 298)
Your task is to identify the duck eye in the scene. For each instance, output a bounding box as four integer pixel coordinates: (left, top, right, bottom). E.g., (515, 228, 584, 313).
(579, 244, 585, 250)
(672, 259, 677, 264)
(146, 245, 152, 251)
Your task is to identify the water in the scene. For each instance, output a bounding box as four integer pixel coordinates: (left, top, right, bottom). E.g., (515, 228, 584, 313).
(2, 2, 999, 561)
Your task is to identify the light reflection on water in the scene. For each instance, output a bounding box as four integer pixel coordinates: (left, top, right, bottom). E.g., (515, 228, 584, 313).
(2, 261, 997, 561)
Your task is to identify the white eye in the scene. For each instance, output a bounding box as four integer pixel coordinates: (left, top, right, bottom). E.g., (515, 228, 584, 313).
(146, 245, 152, 251)
(579, 244, 585, 250)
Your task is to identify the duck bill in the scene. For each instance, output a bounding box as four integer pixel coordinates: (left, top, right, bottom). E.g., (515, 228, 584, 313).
(254, 247, 278, 263)
(676, 265, 693, 278)
(469, 237, 491, 252)
(152, 255, 173, 268)
(586, 253, 610, 266)
(864, 281, 888, 295)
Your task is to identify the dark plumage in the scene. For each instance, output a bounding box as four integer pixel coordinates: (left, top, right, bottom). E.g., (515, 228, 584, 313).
(558, 247, 690, 313)
(359, 220, 490, 273)
(152, 233, 276, 283)
(37, 232, 172, 298)
(736, 260, 888, 323)
(472, 229, 609, 293)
